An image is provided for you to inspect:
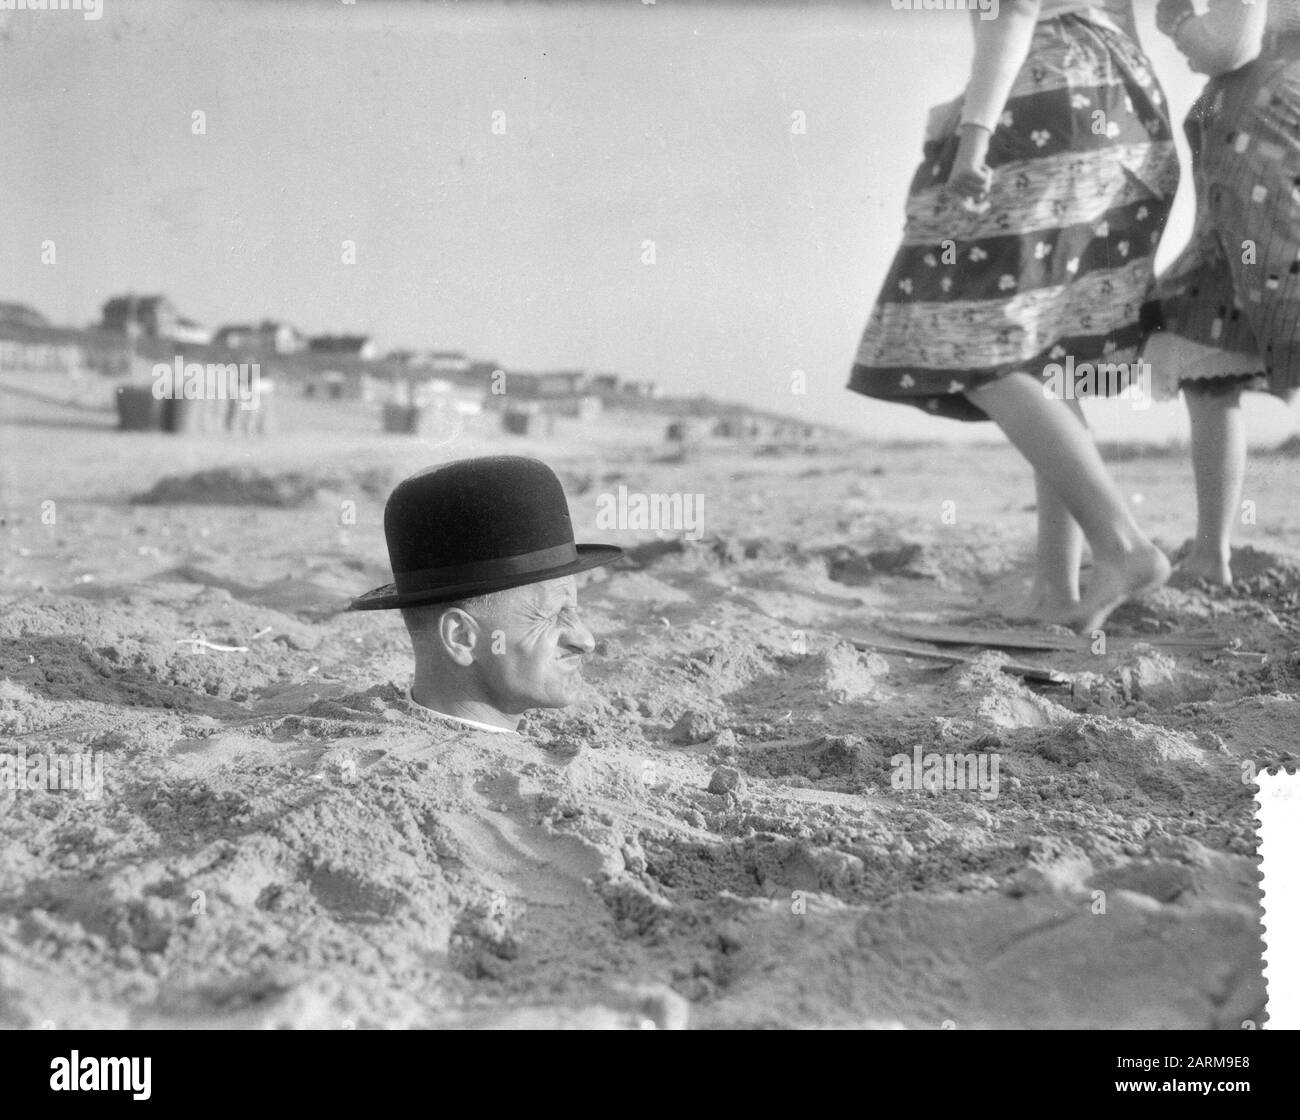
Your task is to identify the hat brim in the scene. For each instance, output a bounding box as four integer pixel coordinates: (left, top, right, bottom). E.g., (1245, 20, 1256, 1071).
(348, 543, 624, 611)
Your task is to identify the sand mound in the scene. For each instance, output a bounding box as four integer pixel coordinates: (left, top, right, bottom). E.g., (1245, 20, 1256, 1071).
(133, 466, 394, 508)
(0, 592, 327, 713)
(824, 542, 940, 584)
(618, 535, 812, 573)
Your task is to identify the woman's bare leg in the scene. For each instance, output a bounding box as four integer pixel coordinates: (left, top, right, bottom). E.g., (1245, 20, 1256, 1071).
(1029, 396, 1088, 618)
(1182, 382, 1245, 586)
(967, 372, 1169, 632)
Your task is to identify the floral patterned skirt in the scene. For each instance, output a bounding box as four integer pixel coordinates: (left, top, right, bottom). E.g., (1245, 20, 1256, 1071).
(1152, 48, 1300, 402)
(847, 13, 1180, 421)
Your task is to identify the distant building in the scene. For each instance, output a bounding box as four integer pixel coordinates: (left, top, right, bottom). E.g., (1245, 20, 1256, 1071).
(589, 372, 620, 394)
(534, 370, 589, 397)
(428, 350, 471, 378)
(308, 334, 377, 361)
(388, 349, 472, 376)
(502, 371, 541, 396)
(385, 348, 427, 368)
(622, 378, 662, 399)
(0, 339, 83, 373)
(170, 316, 213, 346)
(668, 417, 712, 443)
(214, 320, 304, 354)
(0, 301, 48, 331)
(772, 420, 816, 442)
(101, 294, 177, 339)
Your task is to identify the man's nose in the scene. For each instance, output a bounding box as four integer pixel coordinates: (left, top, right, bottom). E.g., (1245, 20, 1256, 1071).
(562, 616, 596, 654)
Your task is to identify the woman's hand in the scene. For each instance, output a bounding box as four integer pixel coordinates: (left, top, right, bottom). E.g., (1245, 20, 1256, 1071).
(948, 124, 994, 202)
(1158, 0, 1266, 75)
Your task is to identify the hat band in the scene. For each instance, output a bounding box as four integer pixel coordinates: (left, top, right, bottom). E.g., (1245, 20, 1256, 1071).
(394, 541, 578, 595)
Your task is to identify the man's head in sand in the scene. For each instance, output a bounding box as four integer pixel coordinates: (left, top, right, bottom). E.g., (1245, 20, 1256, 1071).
(400, 575, 593, 728)
(349, 456, 623, 732)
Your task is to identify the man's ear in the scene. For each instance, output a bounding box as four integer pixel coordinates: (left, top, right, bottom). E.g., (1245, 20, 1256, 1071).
(436, 607, 481, 667)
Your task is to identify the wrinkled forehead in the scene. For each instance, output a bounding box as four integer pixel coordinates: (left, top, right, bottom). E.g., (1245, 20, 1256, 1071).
(511, 575, 578, 613)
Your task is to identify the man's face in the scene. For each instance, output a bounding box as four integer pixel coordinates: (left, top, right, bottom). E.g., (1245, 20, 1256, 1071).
(472, 576, 595, 714)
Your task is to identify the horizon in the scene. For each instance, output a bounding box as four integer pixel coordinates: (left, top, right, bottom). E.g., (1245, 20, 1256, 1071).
(4, 0, 1297, 445)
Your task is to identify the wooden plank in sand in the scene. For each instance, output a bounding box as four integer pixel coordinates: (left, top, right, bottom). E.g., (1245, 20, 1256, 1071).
(1112, 631, 1236, 653)
(838, 628, 1070, 685)
(884, 623, 1076, 651)
(883, 622, 1233, 654)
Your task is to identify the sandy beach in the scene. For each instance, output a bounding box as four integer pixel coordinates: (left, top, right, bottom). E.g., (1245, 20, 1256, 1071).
(1, 378, 1292, 1028)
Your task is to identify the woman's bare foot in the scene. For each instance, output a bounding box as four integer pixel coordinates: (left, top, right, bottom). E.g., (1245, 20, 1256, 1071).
(1174, 548, 1232, 587)
(999, 581, 1079, 625)
(1027, 575, 1081, 625)
(1067, 542, 1171, 634)
(1032, 596, 1083, 627)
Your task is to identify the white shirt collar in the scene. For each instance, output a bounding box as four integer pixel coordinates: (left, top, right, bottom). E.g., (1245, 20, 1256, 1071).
(403, 686, 516, 734)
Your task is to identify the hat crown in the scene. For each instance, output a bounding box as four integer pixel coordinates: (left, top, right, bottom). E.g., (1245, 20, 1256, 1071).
(383, 456, 576, 579)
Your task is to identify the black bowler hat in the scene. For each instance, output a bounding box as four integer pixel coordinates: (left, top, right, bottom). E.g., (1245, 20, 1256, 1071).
(349, 456, 623, 610)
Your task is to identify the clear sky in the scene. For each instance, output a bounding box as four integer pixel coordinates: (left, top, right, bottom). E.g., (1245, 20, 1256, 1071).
(3, 0, 1295, 443)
